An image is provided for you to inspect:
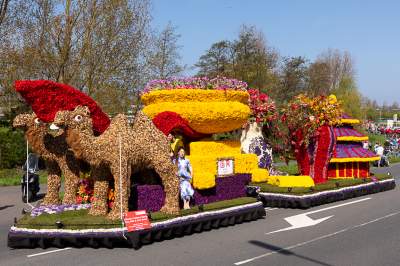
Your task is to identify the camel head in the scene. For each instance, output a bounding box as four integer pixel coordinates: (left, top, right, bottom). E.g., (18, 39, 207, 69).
(50, 106, 94, 137)
(13, 113, 46, 131)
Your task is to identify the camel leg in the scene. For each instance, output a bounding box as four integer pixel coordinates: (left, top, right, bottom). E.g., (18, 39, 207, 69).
(107, 162, 130, 220)
(42, 160, 62, 205)
(88, 166, 109, 216)
(151, 155, 180, 215)
(61, 162, 80, 205)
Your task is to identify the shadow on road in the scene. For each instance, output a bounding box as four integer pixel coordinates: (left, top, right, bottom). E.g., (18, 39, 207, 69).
(0, 205, 14, 211)
(248, 240, 333, 266)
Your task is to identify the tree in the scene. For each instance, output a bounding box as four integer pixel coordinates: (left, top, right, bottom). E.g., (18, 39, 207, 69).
(307, 61, 331, 96)
(333, 77, 362, 118)
(0, 0, 153, 115)
(316, 49, 355, 92)
(361, 96, 379, 121)
(277, 56, 308, 104)
(195, 40, 233, 77)
(0, 0, 9, 27)
(148, 22, 184, 79)
(232, 25, 278, 89)
(195, 24, 279, 92)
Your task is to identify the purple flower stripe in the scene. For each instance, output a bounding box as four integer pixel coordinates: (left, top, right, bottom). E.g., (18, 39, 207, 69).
(134, 174, 250, 212)
(334, 143, 377, 159)
(143, 76, 248, 93)
(31, 204, 91, 217)
(194, 174, 251, 205)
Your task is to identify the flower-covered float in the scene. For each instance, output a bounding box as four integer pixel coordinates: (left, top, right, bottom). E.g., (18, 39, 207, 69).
(141, 77, 272, 197)
(328, 114, 380, 178)
(257, 95, 395, 208)
(8, 79, 265, 249)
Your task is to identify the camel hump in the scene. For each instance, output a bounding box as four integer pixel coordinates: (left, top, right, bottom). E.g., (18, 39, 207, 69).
(131, 111, 170, 146)
(133, 111, 150, 123)
(132, 111, 153, 128)
(113, 113, 129, 122)
(111, 114, 130, 129)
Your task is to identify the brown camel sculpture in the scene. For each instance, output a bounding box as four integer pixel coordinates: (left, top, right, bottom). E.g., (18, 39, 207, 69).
(12, 113, 82, 205)
(51, 106, 180, 220)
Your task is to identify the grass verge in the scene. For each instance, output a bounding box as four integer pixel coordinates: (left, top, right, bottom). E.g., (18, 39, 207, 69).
(0, 168, 48, 186)
(251, 173, 393, 195)
(274, 161, 299, 175)
(16, 197, 257, 230)
(389, 156, 400, 164)
(367, 133, 386, 146)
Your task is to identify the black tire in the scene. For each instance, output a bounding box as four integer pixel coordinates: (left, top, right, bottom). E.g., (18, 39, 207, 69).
(22, 188, 34, 203)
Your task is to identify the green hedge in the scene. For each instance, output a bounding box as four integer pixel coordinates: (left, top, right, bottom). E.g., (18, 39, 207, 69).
(0, 127, 26, 169)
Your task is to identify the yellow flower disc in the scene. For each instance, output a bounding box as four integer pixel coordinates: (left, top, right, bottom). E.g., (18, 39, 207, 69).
(141, 89, 249, 105)
(142, 101, 250, 134)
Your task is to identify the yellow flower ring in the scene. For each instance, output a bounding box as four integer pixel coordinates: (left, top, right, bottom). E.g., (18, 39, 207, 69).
(142, 89, 250, 134)
(141, 89, 249, 105)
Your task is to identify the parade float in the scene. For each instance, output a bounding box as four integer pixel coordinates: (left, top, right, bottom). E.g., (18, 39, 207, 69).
(257, 95, 395, 208)
(141, 78, 270, 193)
(8, 78, 266, 249)
(328, 114, 380, 178)
(7, 78, 396, 249)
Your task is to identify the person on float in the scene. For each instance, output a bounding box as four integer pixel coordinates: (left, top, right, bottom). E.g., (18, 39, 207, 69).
(174, 147, 194, 209)
(168, 132, 183, 159)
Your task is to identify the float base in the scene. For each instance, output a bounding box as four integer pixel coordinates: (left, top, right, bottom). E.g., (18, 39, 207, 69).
(8, 202, 265, 249)
(259, 179, 396, 209)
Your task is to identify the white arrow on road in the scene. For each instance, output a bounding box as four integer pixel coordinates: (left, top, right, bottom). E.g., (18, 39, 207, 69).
(266, 197, 371, 235)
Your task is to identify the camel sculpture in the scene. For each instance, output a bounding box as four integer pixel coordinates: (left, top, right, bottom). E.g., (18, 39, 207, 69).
(12, 113, 82, 205)
(51, 106, 180, 220)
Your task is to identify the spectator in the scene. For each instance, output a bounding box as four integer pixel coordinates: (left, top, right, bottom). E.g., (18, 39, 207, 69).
(362, 141, 369, 149)
(374, 142, 379, 152)
(375, 144, 384, 167)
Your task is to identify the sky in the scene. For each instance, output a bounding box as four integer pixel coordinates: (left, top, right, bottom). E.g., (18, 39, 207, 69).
(151, 0, 400, 105)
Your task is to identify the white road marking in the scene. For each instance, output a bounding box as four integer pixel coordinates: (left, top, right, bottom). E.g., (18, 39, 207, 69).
(234, 210, 400, 265)
(27, 247, 72, 258)
(302, 197, 371, 216)
(266, 197, 371, 235)
(264, 207, 278, 211)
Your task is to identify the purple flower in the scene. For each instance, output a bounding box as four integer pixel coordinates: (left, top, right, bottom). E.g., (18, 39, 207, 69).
(142, 76, 248, 94)
(30, 204, 91, 217)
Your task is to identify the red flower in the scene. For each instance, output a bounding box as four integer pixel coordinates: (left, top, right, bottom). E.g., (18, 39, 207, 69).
(14, 80, 110, 135)
(152, 111, 207, 139)
(259, 93, 268, 102)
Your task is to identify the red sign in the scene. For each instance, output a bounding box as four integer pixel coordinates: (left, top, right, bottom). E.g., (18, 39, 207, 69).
(124, 210, 151, 232)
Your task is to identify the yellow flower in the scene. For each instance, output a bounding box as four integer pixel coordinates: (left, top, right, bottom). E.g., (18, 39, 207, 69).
(328, 94, 337, 104)
(190, 140, 241, 156)
(269, 175, 314, 187)
(143, 101, 250, 134)
(188, 140, 269, 188)
(141, 89, 251, 134)
(141, 89, 249, 105)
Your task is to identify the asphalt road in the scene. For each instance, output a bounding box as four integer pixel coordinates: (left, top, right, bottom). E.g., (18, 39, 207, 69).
(1, 164, 400, 266)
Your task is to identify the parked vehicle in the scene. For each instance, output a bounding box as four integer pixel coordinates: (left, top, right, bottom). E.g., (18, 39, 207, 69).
(21, 153, 40, 202)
